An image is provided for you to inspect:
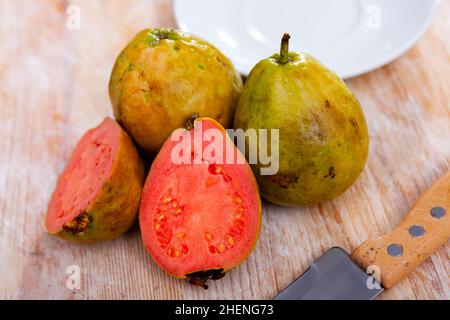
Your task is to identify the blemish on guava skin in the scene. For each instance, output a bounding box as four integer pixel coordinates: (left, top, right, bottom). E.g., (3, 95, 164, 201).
(215, 56, 228, 68)
(87, 216, 95, 231)
(324, 100, 331, 108)
(137, 62, 147, 71)
(63, 212, 90, 235)
(103, 181, 114, 193)
(195, 62, 205, 70)
(322, 166, 336, 180)
(349, 117, 358, 128)
(269, 173, 298, 189)
(143, 92, 150, 104)
(308, 112, 328, 144)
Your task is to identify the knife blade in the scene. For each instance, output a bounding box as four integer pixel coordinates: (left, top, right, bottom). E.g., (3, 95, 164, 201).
(274, 247, 383, 300)
(274, 172, 450, 300)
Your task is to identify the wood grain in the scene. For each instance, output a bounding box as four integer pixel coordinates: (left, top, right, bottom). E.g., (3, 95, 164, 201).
(0, 0, 448, 300)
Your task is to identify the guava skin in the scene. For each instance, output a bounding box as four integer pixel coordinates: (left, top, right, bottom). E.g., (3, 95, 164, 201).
(109, 28, 243, 155)
(234, 51, 369, 206)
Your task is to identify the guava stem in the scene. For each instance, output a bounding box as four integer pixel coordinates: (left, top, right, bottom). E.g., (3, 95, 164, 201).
(185, 113, 199, 130)
(279, 33, 291, 64)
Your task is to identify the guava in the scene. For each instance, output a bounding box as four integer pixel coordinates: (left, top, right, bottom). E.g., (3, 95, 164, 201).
(109, 28, 243, 155)
(46, 118, 145, 243)
(234, 34, 369, 206)
(139, 117, 261, 288)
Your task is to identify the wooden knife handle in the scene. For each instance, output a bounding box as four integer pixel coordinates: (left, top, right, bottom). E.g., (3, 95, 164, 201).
(351, 172, 450, 289)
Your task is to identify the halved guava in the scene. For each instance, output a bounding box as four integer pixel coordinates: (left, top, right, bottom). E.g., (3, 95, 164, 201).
(139, 117, 261, 288)
(46, 117, 145, 243)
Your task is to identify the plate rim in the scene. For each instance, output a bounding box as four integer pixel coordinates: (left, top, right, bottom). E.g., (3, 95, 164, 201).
(173, 0, 437, 79)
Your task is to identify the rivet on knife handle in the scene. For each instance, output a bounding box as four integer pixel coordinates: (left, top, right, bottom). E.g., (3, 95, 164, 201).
(351, 172, 450, 289)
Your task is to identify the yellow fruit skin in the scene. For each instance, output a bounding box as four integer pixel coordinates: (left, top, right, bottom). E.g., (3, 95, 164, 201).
(109, 28, 243, 155)
(234, 52, 369, 206)
(50, 126, 145, 243)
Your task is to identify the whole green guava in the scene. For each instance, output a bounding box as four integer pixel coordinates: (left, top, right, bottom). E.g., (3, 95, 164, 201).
(234, 34, 369, 206)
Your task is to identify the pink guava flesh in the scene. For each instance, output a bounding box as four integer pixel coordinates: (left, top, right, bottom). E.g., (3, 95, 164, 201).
(46, 118, 119, 233)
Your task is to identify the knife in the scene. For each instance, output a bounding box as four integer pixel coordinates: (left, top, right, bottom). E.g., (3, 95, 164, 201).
(274, 171, 450, 300)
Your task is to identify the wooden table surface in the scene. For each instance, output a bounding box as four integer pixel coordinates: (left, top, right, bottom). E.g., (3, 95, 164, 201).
(0, 0, 449, 300)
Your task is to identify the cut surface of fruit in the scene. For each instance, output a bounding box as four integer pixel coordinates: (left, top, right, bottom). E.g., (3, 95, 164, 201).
(140, 118, 261, 284)
(46, 118, 118, 233)
(46, 117, 144, 243)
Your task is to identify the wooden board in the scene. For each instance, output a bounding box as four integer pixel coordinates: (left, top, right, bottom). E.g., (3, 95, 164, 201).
(0, 0, 448, 299)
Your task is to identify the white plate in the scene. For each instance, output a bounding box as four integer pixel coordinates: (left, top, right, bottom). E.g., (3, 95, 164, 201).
(174, 0, 436, 79)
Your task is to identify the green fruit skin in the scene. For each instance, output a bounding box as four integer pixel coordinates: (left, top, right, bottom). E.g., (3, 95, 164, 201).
(234, 52, 369, 206)
(109, 28, 243, 154)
